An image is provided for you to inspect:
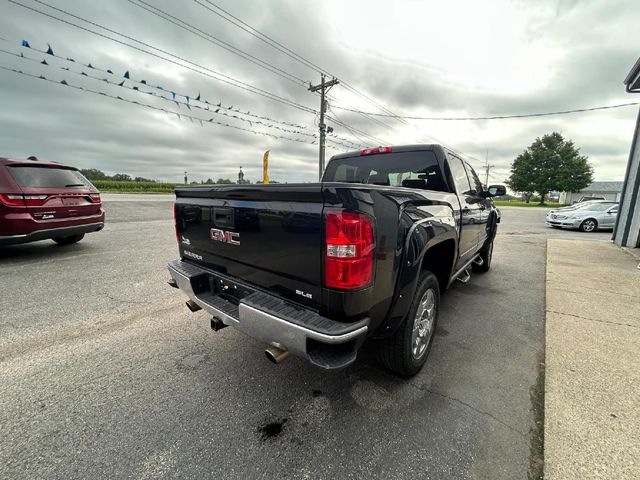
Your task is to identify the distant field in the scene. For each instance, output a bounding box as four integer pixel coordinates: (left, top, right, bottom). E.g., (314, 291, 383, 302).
(92, 180, 179, 193)
(494, 200, 563, 207)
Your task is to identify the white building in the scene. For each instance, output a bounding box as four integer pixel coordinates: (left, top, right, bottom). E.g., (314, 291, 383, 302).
(559, 181, 624, 204)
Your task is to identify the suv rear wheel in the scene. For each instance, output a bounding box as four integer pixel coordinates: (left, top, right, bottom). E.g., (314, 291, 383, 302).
(53, 234, 85, 245)
(376, 271, 440, 377)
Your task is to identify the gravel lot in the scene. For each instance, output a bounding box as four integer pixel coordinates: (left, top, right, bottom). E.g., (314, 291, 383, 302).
(0, 196, 611, 479)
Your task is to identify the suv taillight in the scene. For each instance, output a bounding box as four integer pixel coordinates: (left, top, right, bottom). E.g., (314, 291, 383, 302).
(0, 194, 26, 207)
(0, 194, 48, 207)
(89, 193, 101, 203)
(23, 195, 48, 206)
(324, 210, 374, 290)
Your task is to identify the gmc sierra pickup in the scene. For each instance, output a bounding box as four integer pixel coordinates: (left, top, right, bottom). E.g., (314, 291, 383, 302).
(167, 145, 505, 376)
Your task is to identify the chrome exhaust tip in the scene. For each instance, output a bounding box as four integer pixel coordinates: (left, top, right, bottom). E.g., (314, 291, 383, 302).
(185, 300, 202, 312)
(265, 345, 290, 364)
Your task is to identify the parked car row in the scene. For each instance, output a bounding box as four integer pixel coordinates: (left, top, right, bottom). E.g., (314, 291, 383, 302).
(0, 157, 104, 246)
(546, 200, 618, 232)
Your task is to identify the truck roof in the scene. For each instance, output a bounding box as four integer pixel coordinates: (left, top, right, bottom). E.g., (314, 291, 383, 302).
(329, 144, 444, 161)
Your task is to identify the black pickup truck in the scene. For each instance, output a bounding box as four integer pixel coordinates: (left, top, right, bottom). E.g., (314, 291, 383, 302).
(168, 145, 505, 376)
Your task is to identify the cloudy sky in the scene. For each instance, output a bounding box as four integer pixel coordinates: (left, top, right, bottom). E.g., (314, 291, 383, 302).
(0, 0, 638, 184)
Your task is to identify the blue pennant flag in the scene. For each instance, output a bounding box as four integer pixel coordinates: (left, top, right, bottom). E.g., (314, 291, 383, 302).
(141, 79, 146, 84)
(41, 59, 48, 65)
(157, 85, 164, 91)
(123, 71, 130, 79)
(171, 91, 176, 100)
(133, 86, 139, 90)
(185, 95, 190, 103)
(46, 44, 54, 55)
(107, 69, 113, 74)
(196, 92, 200, 101)
(87, 63, 94, 68)
(60, 80, 68, 85)
(118, 81, 125, 86)
(21, 40, 30, 48)
(66, 57, 75, 62)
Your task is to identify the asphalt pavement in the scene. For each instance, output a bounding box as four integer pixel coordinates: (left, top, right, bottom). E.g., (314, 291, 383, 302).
(0, 199, 611, 479)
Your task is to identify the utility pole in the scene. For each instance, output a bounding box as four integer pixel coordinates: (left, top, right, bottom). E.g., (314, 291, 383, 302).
(309, 74, 339, 180)
(483, 150, 494, 189)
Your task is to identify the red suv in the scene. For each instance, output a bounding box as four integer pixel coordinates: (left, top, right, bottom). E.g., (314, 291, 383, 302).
(0, 157, 105, 246)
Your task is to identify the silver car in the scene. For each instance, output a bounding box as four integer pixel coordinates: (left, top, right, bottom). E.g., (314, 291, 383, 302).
(546, 201, 619, 232)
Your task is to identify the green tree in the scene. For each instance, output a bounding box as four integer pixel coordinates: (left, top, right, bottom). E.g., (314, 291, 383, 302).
(112, 173, 132, 181)
(80, 168, 107, 180)
(507, 132, 593, 204)
(215, 178, 233, 184)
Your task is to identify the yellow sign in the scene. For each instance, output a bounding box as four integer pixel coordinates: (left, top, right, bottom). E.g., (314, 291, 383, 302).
(263, 150, 270, 184)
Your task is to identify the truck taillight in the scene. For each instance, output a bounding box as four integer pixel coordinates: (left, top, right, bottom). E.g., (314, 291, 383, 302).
(173, 203, 180, 243)
(324, 210, 374, 290)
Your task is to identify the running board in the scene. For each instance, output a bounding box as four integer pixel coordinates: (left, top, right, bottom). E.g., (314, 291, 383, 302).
(456, 268, 471, 284)
(448, 254, 482, 287)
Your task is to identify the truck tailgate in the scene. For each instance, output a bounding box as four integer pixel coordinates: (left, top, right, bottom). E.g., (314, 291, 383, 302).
(175, 185, 324, 309)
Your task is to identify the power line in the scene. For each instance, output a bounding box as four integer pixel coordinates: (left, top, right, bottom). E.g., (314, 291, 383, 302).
(0, 45, 314, 137)
(329, 102, 640, 120)
(194, 0, 410, 131)
(9, 0, 318, 115)
(196, 0, 326, 75)
(0, 64, 315, 145)
(127, 0, 308, 86)
(326, 113, 388, 146)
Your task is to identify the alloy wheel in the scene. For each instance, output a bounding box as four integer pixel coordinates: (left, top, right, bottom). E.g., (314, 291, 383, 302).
(411, 288, 436, 360)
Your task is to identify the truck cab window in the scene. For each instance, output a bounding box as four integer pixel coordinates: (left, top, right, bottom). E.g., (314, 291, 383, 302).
(465, 163, 485, 194)
(448, 156, 473, 195)
(323, 150, 451, 192)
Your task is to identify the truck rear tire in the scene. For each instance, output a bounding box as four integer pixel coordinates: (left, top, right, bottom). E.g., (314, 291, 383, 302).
(376, 271, 440, 377)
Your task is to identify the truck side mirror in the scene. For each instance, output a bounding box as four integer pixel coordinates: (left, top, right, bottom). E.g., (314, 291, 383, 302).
(487, 185, 506, 197)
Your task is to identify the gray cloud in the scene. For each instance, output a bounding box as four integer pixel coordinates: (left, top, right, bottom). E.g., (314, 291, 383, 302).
(0, 0, 638, 184)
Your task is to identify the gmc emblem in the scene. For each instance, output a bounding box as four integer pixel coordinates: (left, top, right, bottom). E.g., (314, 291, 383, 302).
(210, 228, 240, 245)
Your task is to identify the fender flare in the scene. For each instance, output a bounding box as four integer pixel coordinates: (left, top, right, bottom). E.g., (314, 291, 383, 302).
(373, 216, 458, 338)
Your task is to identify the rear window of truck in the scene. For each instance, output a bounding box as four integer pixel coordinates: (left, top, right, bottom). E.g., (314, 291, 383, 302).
(323, 151, 450, 192)
(8, 166, 93, 188)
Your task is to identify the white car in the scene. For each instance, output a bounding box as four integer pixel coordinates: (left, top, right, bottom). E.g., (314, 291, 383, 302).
(546, 201, 619, 232)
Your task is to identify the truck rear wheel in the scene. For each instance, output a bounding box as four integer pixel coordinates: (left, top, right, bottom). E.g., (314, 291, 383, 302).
(376, 271, 440, 377)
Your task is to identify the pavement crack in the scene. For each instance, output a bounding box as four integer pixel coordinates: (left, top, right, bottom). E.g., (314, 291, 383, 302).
(103, 293, 150, 305)
(547, 309, 639, 329)
(409, 382, 528, 439)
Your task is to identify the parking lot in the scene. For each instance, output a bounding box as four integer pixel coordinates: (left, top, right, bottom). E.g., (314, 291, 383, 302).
(0, 196, 612, 479)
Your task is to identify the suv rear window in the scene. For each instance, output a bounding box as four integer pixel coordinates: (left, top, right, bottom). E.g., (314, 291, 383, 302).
(8, 166, 93, 188)
(323, 151, 450, 192)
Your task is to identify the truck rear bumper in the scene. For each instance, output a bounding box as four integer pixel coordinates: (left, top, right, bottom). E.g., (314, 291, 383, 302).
(167, 259, 369, 369)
